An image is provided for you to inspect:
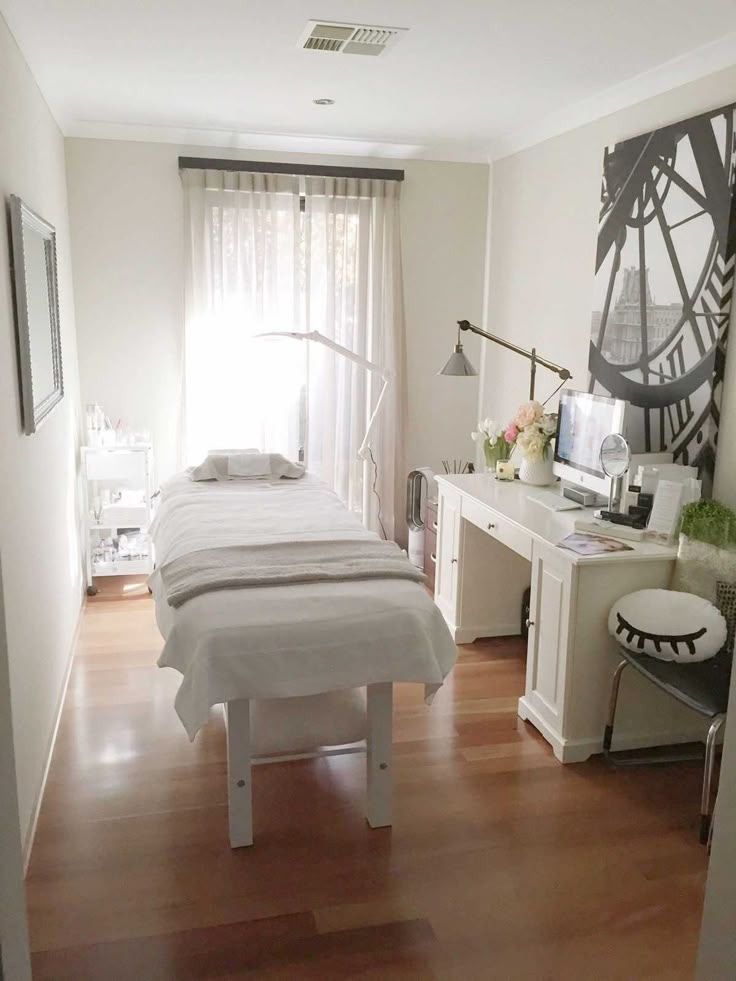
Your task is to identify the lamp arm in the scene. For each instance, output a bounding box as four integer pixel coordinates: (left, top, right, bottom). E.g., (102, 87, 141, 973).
(358, 371, 392, 459)
(256, 330, 382, 374)
(457, 321, 571, 381)
(256, 330, 390, 458)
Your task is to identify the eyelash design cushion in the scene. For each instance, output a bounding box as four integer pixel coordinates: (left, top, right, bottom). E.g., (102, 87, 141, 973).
(607, 588, 727, 663)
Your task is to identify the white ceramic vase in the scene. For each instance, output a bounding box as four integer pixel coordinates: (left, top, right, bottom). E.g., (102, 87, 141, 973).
(518, 453, 554, 486)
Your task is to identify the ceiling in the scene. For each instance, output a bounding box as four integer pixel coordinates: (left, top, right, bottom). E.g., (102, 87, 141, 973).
(2, 0, 736, 161)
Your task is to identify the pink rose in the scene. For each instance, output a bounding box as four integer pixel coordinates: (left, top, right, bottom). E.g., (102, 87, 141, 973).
(504, 423, 518, 443)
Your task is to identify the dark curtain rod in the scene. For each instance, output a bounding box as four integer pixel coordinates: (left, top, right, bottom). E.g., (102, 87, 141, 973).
(178, 156, 404, 182)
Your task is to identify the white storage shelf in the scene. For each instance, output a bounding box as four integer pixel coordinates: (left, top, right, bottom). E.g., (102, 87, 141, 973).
(83, 444, 155, 595)
(92, 558, 152, 577)
(89, 503, 149, 529)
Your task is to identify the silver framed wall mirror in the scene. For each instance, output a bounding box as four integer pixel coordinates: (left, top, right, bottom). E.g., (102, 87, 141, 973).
(9, 195, 63, 434)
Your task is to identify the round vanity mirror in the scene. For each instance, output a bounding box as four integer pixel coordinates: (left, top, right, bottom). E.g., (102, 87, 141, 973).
(599, 433, 631, 478)
(600, 433, 631, 512)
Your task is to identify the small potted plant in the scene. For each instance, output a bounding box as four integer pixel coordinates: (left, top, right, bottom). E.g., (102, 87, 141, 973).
(672, 499, 736, 609)
(471, 418, 512, 472)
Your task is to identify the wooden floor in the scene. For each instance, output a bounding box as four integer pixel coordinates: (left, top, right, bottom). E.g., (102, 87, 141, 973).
(26, 588, 708, 980)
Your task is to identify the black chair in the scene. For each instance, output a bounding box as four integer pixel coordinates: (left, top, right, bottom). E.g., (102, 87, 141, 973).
(603, 648, 732, 843)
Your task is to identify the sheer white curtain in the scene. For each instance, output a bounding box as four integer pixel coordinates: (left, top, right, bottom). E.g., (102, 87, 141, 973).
(182, 168, 406, 539)
(303, 177, 406, 539)
(182, 168, 305, 463)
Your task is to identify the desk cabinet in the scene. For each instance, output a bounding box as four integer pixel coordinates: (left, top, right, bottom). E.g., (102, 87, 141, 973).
(525, 544, 572, 736)
(434, 488, 461, 624)
(435, 475, 706, 763)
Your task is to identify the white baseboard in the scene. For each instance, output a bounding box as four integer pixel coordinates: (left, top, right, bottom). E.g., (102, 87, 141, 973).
(452, 622, 522, 645)
(22, 601, 82, 874)
(518, 696, 709, 765)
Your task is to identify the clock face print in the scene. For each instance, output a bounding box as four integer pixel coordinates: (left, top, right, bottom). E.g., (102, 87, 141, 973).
(588, 103, 736, 492)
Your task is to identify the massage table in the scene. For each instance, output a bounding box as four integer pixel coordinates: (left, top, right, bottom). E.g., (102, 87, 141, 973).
(149, 472, 457, 847)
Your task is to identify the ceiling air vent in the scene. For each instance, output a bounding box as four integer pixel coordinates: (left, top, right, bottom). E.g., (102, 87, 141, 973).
(300, 21, 407, 56)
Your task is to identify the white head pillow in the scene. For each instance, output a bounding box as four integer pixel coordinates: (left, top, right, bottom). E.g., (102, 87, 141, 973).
(608, 589, 727, 663)
(190, 451, 304, 482)
(207, 447, 259, 456)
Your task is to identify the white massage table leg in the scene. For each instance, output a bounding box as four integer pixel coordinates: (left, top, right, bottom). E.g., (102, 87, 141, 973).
(225, 699, 253, 848)
(366, 682, 393, 828)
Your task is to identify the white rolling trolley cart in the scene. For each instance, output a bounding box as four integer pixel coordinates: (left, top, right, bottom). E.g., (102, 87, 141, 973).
(83, 444, 155, 596)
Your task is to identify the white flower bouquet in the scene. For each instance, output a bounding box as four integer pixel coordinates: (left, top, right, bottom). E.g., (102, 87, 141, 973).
(504, 400, 557, 461)
(471, 418, 512, 471)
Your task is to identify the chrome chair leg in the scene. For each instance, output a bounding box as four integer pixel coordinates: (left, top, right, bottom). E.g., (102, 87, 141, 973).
(700, 714, 726, 844)
(603, 660, 629, 760)
(707, 793, 717, 852)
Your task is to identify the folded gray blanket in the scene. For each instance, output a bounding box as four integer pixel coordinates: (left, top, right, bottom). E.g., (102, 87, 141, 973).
(160, 539, 426, 608)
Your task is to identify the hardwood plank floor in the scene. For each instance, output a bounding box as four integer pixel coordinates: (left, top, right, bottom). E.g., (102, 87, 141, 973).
(26, 591, 708, 979)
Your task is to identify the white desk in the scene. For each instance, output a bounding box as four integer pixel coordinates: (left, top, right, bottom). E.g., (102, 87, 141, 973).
(434, 474, 707, 762)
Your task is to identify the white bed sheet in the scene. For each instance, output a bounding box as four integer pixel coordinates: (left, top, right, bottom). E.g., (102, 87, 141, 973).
(151, 474, 457, 740)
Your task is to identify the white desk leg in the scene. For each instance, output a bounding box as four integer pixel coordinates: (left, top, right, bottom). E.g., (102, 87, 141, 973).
(366, 683, 393, 829)
(225, 700, 253, 848)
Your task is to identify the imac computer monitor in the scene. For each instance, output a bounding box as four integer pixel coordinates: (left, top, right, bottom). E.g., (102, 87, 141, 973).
(553, 390, 626, 496)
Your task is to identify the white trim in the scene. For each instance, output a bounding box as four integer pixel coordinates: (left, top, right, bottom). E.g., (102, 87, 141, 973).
(22, 603, 82, 873)
(518, 696, 709, 764)
(489, 32, 736, 161)
(450, 622, 522, 645)
(65, 119, 490, 164)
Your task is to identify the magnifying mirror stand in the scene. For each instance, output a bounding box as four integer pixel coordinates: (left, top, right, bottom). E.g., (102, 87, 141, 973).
(606, 476, 620, 514)
(599, 433, 632, 515)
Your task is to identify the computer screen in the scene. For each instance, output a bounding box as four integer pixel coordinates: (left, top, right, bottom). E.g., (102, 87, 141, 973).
(554, 390, 626, 483)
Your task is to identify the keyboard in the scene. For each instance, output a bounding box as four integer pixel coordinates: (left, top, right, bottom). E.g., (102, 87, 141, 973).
(527, 489, 583, 512)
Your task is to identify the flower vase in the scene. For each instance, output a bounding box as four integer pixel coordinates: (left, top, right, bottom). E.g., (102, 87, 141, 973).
(518, 452, 554, 486)
(483, 438, 510, 473)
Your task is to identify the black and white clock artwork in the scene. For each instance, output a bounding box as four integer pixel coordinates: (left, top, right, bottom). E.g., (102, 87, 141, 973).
(588, 102, 736, 494)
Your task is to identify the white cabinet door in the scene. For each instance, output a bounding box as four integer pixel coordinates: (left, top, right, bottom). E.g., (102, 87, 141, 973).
(434, 490, 461, 624)
(524, 543, 574, 739)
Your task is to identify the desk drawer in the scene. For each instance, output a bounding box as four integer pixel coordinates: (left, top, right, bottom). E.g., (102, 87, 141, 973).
(461, 495, 532, 561)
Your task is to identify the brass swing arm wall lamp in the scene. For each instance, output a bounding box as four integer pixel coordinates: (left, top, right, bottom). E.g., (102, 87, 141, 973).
(439, 320, 572, 401)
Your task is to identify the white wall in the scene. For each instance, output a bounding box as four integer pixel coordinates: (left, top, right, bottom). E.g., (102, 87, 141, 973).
(481, 66, 736, 976)
(0, 13, 83, 852)
(480, 65, 736, 507)
(64, 140, 488, 492)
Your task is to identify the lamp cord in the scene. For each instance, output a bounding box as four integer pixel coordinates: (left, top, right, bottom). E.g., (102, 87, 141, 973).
(542, 379, 566, 407)
(366, 446, 387, 540)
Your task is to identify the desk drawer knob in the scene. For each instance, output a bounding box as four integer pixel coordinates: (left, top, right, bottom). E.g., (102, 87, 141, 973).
(432, 520, 438, 531)
(525, 618, 534, 628)
(487, 522, 495, 530)
(451, 557, 458, 564)
(429, 552, 437, 565)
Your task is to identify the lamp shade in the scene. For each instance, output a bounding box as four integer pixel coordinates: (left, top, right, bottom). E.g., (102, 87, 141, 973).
(439, 345, 478, 376)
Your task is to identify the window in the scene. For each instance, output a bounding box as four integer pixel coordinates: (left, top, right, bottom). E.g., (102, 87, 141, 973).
(183, 167, 404, 535)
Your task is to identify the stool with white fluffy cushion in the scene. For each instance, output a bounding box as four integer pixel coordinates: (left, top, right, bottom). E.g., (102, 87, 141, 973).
(608, 588, 727, 663)
(604, 587, 730, 843)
